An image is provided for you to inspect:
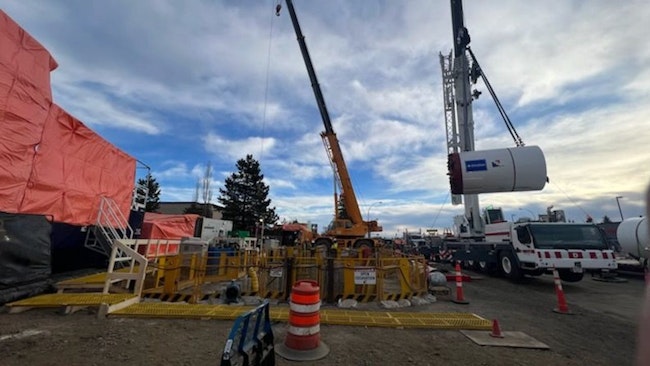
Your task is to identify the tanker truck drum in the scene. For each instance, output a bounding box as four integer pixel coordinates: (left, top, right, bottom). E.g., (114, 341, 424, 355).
(617, 217, 648, 261)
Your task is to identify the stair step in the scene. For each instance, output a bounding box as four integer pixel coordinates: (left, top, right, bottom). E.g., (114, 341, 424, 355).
(113, 257, 133, 262)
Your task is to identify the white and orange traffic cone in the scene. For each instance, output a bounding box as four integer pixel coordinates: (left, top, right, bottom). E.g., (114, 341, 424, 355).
(451, 261, 469, 304)
(552, 267, 574, 315)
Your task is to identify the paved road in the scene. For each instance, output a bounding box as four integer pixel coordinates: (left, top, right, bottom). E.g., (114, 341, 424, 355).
(0, 270, 645, 366)
(435, 269, 646, 365)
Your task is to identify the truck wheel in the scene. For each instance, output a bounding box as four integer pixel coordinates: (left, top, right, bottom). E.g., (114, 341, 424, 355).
(314, 238, 332, 250)
(499, 251, 522, 281)
(479, 261, 499, 276)
(353, 239, 374, 249)
(353, 239, 374, 258)
(478, 261, 488, 272)
(558, 270, 584, 282)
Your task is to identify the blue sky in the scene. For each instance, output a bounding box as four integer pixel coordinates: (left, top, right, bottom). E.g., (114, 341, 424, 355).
(2, 0, 648, 237)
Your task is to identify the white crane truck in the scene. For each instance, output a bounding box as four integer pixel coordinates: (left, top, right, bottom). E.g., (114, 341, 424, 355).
(437, 0, 617, 282)
(444, 208, 617, 282)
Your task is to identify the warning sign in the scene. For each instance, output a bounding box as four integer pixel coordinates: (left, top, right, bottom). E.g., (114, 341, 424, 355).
(354, 268, 377, 285)
(270, 267, 283, 278)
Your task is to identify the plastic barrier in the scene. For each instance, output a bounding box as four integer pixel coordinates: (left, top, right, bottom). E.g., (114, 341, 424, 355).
(220, 300, 275, 366)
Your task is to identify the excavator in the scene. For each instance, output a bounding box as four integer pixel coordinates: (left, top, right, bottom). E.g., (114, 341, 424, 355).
(278, 0, 382, 250)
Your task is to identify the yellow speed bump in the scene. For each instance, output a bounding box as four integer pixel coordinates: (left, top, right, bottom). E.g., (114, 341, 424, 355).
(110, 303, 491, 330)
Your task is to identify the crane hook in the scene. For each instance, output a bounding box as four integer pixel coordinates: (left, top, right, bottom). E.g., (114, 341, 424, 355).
(275, 4, 282, 16)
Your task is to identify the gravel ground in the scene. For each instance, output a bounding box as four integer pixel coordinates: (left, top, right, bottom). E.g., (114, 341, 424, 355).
(0, 271, 644, 366)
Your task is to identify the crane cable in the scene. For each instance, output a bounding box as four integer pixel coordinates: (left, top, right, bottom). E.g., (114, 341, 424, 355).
(431, 193, 450, 228)
(550, 180, 593, 221)
(260, 0, 283, 164)
(466, 47, 525, 147)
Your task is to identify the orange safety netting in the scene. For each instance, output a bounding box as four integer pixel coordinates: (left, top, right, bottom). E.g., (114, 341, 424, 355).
(0, 10, 135, 226)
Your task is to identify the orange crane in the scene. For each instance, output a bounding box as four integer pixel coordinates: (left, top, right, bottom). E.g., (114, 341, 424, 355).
(279, 0, 382, 250)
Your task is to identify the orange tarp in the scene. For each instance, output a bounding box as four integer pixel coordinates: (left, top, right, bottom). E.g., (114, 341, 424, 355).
(0, 10, 135, 226)
(140, 213, 200, 239)
(0, 10, 57, 211)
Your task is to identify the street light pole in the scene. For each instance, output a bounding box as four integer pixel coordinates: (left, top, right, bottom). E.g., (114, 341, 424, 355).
(615, 196, 624, 221)
(366, 201, 382, 238)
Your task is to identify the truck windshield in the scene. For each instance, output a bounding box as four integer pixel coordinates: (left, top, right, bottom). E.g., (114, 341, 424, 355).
(529, 224, 608, 250)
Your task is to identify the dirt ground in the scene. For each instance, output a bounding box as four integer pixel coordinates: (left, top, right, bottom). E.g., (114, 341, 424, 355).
(0, 271, 644, 366)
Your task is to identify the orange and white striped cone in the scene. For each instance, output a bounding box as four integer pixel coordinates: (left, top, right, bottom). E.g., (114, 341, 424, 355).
(552, 267, 574, 315)
(451, 261, 469, 304)
(276, 280, 330, 361)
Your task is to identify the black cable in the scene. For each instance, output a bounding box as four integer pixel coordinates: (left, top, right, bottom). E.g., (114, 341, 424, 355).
(467, 47, 525, 147)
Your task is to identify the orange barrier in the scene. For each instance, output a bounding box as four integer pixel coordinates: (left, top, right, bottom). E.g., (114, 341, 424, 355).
(276, 280, 329, 361)
(552, 267, 573, 315)
(451, 262, 469, 304)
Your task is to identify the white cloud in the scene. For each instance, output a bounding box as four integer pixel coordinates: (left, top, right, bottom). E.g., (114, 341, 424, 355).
(2, 0, 649, 234)
(203, 133, 277, 161)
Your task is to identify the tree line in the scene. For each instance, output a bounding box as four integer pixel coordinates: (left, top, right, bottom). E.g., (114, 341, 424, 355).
(137, 154, 278, 233)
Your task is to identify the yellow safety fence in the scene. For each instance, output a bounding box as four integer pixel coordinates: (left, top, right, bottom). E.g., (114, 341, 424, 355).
(140, 246, 428, 304)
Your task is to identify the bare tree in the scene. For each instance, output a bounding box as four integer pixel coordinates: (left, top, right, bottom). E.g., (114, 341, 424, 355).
(184, 162, 214, 218)
(201, 162, 213, 217)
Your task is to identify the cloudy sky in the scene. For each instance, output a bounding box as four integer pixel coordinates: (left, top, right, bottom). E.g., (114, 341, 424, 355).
(2, 0, 648, 237)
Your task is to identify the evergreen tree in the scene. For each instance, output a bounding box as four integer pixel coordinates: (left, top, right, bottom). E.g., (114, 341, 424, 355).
(217, 154, 278, 232)
(137, 175, 161, 212)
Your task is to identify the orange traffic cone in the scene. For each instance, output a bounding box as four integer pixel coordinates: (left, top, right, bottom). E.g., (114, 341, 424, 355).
(276, 280, 330, 361)
(489, 319, 504, 338)
(552, 267, 573, 315)
(451, 261, 469, 304)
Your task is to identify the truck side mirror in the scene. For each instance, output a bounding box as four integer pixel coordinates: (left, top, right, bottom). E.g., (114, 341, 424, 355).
(516, 226, 531, 244)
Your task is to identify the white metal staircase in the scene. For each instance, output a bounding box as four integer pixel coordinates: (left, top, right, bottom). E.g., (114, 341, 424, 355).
(84, 196, 135, 262)
(84, 181, 148, 259)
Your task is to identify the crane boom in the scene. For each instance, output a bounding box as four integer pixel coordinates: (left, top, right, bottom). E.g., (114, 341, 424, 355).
(282, 0, 381, 241)
(446, 0, 482, 236)
(284, 0, 334, 135)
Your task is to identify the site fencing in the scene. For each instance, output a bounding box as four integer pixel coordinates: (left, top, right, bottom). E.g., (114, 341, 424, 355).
(138, 245, 429, 303)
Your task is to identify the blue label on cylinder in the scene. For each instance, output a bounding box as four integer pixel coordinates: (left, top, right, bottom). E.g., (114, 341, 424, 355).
(465, 159, 487, 172)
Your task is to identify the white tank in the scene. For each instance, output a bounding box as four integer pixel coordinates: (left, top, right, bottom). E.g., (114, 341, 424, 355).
(448, 146, 547, 195)
(617, 217, 648, 259)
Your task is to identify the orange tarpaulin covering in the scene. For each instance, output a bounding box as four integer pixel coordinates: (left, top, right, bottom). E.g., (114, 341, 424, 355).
(140, 213, 200, 239)
(0, 10, 135, 226)
(0, 10, 57, 212)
